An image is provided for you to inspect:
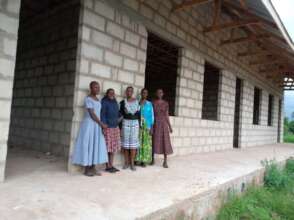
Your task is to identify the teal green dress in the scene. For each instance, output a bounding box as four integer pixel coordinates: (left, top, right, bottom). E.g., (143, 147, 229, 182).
(136, 100, 154, 164)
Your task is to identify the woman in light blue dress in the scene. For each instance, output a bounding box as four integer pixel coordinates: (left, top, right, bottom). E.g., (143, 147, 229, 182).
(72, 81, 108, 176)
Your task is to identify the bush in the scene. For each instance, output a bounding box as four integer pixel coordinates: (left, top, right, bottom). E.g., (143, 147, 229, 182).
(289, 121, 294, 134)
(217, 159, 294, 220)
(284, 134, 294, 143)
(285, 158, 294, 174)
(262, 159, 288, 190)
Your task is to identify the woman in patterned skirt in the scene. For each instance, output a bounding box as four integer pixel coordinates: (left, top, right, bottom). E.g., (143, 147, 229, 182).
(152, 89, 173, 168)
(101, 88, 121, 173)
(120, 86, 140, 171)
(135, 88, 154, 167)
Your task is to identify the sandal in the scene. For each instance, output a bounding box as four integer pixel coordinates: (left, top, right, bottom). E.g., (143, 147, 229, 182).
(163, 161, 168, 168)
(105, 167, 116, 173)
(112, 166, 120, 172)
(122, 164, 129, 169)
(84, 168, 94, 177)
(92, 167, 102, 176)
(130, 165, 136, 171)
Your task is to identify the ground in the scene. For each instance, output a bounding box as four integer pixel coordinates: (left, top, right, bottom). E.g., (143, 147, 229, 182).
(1, 144, 294, 220)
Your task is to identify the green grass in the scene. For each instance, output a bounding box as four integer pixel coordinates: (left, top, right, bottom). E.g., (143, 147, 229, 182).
(284, 134, 294, 143)
(217, 158, 294, 220)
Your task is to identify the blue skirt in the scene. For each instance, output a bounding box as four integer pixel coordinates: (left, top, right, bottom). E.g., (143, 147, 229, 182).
(72, 118, 108, 166)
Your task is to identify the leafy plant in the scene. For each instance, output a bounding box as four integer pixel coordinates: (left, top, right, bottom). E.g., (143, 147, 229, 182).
(285, 157, 294, 174)
(217, 158, 294, 220)
(262, 159, 288, 190)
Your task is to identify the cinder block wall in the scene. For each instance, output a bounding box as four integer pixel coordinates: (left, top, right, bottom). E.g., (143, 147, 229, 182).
(69, 0, 147, 167)
(0, 0, 21, 181)
(240, 81, 281, 147)
(113, 0, 284, 152)
(70, 0, 284, 166)
(8, 0, 80, 157)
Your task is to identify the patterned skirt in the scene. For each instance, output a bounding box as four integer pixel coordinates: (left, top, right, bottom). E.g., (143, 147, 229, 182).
(135, 121, 152, 164)
(122, 119, 139, 149)
(104, 127, 121, 153)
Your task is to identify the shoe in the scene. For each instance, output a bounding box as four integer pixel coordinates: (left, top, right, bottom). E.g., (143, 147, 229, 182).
(105, 167, 116, 173)
(163, 161, 168, 168)
(122, 164, 129, 169)
(91, 167, 102, 176)
(130, 165, 136, 171)
(112, 166, 120, 172)
(141, 163, 146, 167)
(84, 169, 94, 177)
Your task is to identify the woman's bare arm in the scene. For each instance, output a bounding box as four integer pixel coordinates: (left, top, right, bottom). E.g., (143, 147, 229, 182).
(87, 108, 107, 129)
(166, 103, 172, 133)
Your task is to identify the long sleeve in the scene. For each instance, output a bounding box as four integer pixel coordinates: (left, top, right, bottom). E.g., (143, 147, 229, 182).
(150, 103, 154, 126)
(100, 99, 107, 124)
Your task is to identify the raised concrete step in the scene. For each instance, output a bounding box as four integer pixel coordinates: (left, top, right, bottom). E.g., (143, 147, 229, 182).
(1, 144, 294, 220)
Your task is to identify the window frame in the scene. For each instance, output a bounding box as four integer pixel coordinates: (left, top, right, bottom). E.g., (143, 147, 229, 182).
(201, 62, 221, 121)
(267, 94, 274, 126)
(253, 87, 262, 125)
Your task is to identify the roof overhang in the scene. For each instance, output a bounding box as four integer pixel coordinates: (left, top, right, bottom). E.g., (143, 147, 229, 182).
(262, 0, 294, 51)
(171, 0, 294, 90)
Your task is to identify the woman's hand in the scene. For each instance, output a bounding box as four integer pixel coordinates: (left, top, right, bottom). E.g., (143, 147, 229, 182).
(101, 123, 108, 130)
(117, 116, 123, 123)
(149, 128, 153, 136)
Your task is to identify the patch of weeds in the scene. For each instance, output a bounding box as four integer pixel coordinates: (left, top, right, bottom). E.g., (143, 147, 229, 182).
(262, 159, 288, 190)
(217, 158, 294, 220)
(286, 157, 294, 174)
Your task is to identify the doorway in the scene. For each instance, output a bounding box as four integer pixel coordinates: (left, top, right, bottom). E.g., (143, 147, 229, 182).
(144, 32, 179, 116)
(233, 77, 242, 148)
(6, 0, 80, 179)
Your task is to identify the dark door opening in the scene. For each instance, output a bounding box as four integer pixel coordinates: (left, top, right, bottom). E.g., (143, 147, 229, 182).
(233, 78, 242, 148)
(144, 32, 179, 116)
(6, 0, 80, 179)
(277, 99, 282, 143)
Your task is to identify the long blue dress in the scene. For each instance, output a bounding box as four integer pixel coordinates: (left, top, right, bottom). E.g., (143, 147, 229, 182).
(72, 96, 108, 166)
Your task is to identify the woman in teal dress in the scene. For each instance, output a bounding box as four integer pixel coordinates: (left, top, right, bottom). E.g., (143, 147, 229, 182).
(135, 88, 154, 166)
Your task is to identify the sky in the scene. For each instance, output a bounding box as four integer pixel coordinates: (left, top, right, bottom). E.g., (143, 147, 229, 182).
(271, 0, 294, 119)
(271, 0, 294, 40)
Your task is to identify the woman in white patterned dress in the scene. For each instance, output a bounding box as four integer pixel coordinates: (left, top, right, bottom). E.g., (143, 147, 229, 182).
(119, 86, 140, 171)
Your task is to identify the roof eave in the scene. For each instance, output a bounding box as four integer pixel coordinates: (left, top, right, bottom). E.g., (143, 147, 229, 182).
(262, 0, 294, 52)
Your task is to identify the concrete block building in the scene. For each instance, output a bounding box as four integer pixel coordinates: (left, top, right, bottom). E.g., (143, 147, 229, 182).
(1, 0, 293, 181)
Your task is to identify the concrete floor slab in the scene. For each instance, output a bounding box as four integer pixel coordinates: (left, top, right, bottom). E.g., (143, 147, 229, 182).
(0, 144, 294, 220)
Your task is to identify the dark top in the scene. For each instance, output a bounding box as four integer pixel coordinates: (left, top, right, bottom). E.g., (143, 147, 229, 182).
(119, 100, 140, 120)
(101, 97, 120, 128)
